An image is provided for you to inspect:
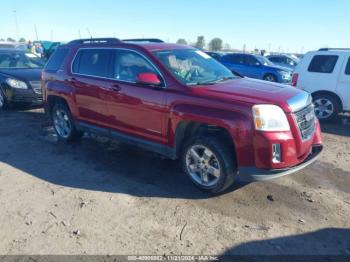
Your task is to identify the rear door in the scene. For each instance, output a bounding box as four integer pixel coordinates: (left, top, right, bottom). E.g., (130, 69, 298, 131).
(221, 54, 246, 75)
(337, 55, 350, 111)
(299, 54, 342, 94)
(71, 48, 113, 125)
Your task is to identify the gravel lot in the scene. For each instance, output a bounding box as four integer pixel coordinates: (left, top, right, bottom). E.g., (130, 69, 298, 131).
(0, 108, 349, 255)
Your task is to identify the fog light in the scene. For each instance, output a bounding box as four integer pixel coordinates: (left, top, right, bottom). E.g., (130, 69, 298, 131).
(272, 144, 281, 163)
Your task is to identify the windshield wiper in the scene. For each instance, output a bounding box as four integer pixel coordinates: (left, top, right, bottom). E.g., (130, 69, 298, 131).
(215, 76, 236, 83)
(187, 81, 217, 86)
(187, 76, 236, 86)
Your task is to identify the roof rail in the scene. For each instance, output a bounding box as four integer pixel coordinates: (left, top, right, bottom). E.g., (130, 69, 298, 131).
(122, 38, 164, 43)
(318, 48, 350, 51)
(68, 38, 121, 45)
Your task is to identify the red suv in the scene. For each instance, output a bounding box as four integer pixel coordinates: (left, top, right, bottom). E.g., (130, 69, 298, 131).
(42, 38, 323, 193)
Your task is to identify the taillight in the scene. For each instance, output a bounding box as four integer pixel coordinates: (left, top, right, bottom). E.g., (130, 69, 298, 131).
(292, 73, 299, 87)
(41, 72, 44, 81)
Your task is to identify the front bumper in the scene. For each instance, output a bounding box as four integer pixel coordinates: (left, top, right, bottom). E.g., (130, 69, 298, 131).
(238, 144, 323, 181)
(4, 87, 42, 105)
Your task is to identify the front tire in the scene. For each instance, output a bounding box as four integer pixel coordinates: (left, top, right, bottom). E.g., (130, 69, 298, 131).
(181, 136, 237, 194)
(313, 94, 340, 122)
(263, 74, 277, 82)
(52, 103, 82, 142)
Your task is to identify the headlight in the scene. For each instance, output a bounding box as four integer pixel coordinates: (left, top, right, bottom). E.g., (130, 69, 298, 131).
(5, 78, 28, 89)
(252, 105, 290, 131)
(278, 70, 291, 80)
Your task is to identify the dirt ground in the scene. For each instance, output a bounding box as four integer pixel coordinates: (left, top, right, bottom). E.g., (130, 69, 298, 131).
(0, 108, 349, 256)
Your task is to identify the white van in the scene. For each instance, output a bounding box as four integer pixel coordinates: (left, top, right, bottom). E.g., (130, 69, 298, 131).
(292, 48, 350, 121)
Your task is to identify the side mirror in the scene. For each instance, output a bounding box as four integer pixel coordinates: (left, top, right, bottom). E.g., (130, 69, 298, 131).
(137, 73, 161, 86)
(255, 62, 261, 67)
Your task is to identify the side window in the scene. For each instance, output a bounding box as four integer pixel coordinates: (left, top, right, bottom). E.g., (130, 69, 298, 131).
(72, 49, 113, 78)
(245, 55, 259, 66)
(45, 48, 69, 72)
(268, 57, 279, 63)
(114, 50, 158, 82)
(345, 57, 350, 75)
(308, 55, 338, 73)
(222, 55, 242, 64)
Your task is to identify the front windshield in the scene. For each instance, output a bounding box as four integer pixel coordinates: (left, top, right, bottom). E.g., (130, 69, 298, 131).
(154, 49, 236, 85)
(256, 55, 273, 66)
(0, 51, 44, 69)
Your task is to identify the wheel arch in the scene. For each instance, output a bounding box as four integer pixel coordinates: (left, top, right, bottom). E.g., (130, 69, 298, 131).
(46, 95, 71, 119)
(174, 121, 237, 161)
(263, 72, 278, 81)
(312, 90, 343, 111)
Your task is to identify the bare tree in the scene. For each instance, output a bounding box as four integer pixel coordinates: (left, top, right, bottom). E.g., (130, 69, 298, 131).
(176, 39, 188, 45)
(7, 37, 16, 42)
(209, 38, 223, 51)
(195, 36, 205, 50)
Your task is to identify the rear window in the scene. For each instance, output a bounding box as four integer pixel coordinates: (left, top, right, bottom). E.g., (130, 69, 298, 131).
(308, 55, 338, 73)
(45, 48, 69, 72)
(345, 57, 350, 75)
(72, 49, 113, 78)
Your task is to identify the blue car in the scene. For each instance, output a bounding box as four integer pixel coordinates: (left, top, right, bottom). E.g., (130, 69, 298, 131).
(220, 53, 292, 83)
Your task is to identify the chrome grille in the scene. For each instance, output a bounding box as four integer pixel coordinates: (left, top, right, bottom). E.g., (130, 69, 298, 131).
(293, 104, 315, 141)
(30, 81, 42, 95)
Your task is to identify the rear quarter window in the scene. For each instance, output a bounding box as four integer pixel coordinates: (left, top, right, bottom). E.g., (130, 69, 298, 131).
(308, 55, 338, 73)
(345, 57, 350, 75)
(45, 48, 69, 72)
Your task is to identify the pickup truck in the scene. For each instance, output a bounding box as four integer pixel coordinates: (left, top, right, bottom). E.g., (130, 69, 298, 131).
(42, 38, 323, 193)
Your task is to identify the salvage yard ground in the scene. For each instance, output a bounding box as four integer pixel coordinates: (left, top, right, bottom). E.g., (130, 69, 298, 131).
(0, 108, 349, 255)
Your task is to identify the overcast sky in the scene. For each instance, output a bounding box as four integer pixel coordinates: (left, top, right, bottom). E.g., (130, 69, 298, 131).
(1, 0, 349, 52)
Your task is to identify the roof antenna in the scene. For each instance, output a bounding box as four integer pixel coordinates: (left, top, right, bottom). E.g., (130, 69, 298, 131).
(86, 28, 92, 39)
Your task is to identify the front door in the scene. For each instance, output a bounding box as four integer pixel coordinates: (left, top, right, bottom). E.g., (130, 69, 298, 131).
(103, 49, 167, 144)
(243, 55, 262, 79)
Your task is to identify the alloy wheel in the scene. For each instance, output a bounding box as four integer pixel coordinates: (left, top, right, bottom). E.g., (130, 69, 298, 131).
(185, 145, 221, 187)
(264, 75, 276, 82)
(314, 98, 334, 119)
(53, 109, 72, 139)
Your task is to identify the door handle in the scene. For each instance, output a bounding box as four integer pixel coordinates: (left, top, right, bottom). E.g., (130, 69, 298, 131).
(111, 84, 121, 92)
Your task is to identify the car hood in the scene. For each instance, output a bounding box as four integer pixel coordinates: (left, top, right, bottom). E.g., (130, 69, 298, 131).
(191, 77, 309, 113)
(0, 68, 42, 82)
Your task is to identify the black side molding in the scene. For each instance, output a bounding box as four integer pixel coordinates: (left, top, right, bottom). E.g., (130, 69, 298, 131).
(76, 121, 177, 160)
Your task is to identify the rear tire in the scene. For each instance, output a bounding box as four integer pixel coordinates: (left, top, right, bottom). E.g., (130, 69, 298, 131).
(181, 136, 237, 194)
(51, 103, 82, 142)
(263, 74, 277, 82)
(313, 94, 340, 122)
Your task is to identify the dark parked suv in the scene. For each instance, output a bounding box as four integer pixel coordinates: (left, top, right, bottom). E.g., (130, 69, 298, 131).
(42, 38, 323, 193)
